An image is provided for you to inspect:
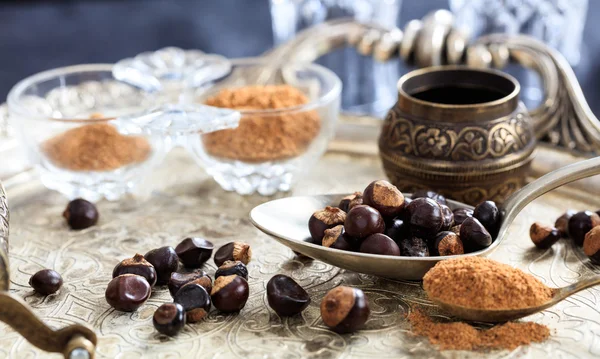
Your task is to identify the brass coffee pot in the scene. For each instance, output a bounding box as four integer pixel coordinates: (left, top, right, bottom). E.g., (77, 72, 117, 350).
(379, 66, 535, 205)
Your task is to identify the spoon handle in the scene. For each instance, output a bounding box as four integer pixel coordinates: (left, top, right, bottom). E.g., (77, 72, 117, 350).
(555, 275, 600, 301)
(500, 156, 600, 236)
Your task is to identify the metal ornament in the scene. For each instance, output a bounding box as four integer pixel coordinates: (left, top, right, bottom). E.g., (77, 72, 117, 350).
(0, 183, 97, 358)
(266, 9, 600, 154)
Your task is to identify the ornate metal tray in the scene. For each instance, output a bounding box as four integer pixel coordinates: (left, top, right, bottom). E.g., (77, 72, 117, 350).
(2, 140, 600, 358)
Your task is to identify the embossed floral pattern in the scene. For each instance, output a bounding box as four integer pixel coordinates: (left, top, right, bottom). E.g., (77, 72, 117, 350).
(416, 128, 448, 156)
(380, 107, 533, 161)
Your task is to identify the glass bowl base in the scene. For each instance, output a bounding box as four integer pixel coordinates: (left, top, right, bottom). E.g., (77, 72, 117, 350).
(39, 169, 137, 202)
(206, 163, 295, 196)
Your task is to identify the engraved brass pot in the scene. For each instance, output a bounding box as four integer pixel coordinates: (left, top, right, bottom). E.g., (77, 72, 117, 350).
(379, 66, 536, 205)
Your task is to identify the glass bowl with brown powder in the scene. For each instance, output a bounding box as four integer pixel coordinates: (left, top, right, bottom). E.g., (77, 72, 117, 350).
(7, 64, 168, 201)
(190, 59, 342, 196)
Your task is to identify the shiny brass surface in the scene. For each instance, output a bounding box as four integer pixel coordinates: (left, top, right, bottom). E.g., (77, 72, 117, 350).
(379, 67, 536, 205)
(0, 148, 600, 357)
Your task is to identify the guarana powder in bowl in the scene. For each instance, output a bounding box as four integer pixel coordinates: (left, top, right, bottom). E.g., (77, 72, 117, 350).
(43, 122, 151, 171)
(423, 256, 553, 310)
(202, 85, 321, 162)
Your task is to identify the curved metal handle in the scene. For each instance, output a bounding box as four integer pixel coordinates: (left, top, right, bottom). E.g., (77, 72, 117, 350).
(0, 182, 96, 358)
(497, 156, 600, 243)
(554, 275, 600, 303)
(0, 292, 97, 358)
(268, 10, 600, 154)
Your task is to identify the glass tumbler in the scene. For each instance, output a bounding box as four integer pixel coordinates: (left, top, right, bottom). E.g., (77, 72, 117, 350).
(270, 0, 401, 117)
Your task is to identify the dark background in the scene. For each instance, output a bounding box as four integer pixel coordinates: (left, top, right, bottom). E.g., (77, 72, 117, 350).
(0, 0, 597, 112)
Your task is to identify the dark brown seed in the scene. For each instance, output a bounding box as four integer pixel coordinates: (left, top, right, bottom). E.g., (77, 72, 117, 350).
(214, 242, 252, 267)
(168, 270, 212, 297)
(359, 233, 400, 256)
(174, 283, 212, 323)
(105, 274, 151, 312)
(112, 253, 157, 287)
(29, 269, 63, 295)
(344, 205, 385, 239)
(411, 190, 447, 205)
(431, 231, 464, 256)
(153, 303, 186, 336)
(362, 180, 405, 218)
(322, 225, 354, 251)
(215, 261, 248, 281)
(347, 193, 365, 212)
(452, 208, 473, 225)
(407, 198, 443, 239)
(385, 217, 410, 243)
(175, 237, 214, 268)
(320, 286, 370, 333)
(440, 204, 454, 231)
(211, 275, 249, 313)
(267, 274, 311, 317)
(63, 198, 99, 230)
(473, 201, 501, 237)
(308, 207, 347, 244)
(144, 246, 179, 285)
(555, 209, 576, 237)
(397, 197, 413, 221)
(530, 222, 561, 249)
(460, 217, 492, 252)
(568, 211, 600, 246)
(339, 192, 362, 213)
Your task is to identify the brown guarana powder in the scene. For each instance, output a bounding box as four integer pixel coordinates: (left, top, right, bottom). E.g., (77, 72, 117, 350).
(423, 257, 553, 310)
(408, 310, 550, 351)
(43, 122, 151, 171)
(202, 85, 321, 162)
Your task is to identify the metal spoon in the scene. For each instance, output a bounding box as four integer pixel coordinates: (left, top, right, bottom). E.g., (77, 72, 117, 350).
(250, 156, 600, 281)
(491, 155, 600, 256)
(431, 155, 600, 322)
(431, 274, 600, 323)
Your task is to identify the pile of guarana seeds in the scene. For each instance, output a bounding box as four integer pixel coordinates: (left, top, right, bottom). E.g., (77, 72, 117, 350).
(308, 180, 501, 257)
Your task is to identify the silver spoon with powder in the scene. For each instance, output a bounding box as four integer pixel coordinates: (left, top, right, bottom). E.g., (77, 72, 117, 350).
(426, 156, 600, 322)
(428, 271, 600, 323)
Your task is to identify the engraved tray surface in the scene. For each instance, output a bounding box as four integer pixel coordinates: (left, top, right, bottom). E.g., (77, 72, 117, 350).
(2, 149, 600, 358)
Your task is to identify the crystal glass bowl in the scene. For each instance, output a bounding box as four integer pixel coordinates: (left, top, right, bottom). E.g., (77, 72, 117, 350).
(191, 59, 342, 196)
(6, 64, 168, 201)
(7, 57, 340, 199)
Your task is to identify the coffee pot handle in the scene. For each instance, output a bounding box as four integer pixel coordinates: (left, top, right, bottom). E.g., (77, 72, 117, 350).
(0, 183, 97, 359)
(266, 10, 599, 154)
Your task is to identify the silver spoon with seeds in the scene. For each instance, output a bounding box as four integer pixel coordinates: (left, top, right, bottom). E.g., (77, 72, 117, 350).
(250, 156, 600, 281)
